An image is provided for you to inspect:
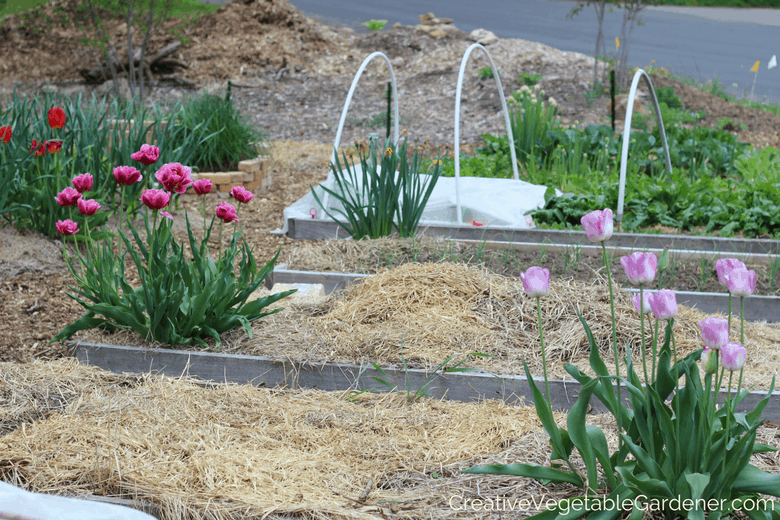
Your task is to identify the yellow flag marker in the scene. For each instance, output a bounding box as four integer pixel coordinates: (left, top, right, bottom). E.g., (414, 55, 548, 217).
(750, 60, 760, 72)
(615, 37, 620, 49)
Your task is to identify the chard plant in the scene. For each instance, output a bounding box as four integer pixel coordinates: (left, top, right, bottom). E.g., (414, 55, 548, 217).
(465, 208, 780, 520)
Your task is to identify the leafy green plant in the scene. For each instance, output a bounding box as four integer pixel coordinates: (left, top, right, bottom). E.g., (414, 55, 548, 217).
(519, 72, 543, 86)
(361, 19, 387, 31)
(655, 84, 682, 109)
(53, 212, 295, 347)
(311, 137, 445, 240)
(369, 347, 492, 404)
(584, 79, 609, 108)
(478, 66, 495, 80)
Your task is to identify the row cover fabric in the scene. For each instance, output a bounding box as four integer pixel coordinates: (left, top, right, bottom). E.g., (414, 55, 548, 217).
(275, 165, 558, 234)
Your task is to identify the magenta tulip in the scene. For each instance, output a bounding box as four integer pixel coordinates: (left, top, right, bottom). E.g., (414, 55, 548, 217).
(632, 291, 653, 314)
(698, 317, 729, 350)
(649, 289, 677, 321)
(77, 198, 100, 216)
(520, 266, 550, 297)
(71, 173, 93, 193)
(193, 179, 212, 195)
(130, 144, 160, 166)
(231, 185, 254, 204)
(155, 162, 192, 194)
(113, 165, 142, 186)
(620, 252, 657, 286)
(723, 267, 757, 297)
(216, 202, 239, 223)
(581, 208, 613, 242)
(140, 189, 170, 211)
(721, 342, 746, 372)
(54, 187, 82, 207)
(715, 258, 746, 288)
(56, 219, 79, 236)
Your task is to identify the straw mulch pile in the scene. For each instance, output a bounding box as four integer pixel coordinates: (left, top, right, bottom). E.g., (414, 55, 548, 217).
(1, 358, 594, 520)
(77, 260, 780, 392)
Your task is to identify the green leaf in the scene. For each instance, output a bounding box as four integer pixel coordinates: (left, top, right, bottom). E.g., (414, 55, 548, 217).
(732, 464, 780, 497)
(567, 378, 600, 493)
(462, 463, 583, 486)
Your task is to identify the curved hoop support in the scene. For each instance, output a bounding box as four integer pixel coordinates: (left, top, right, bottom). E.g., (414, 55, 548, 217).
(616, 69, 673, 226)
(319, 52, 400, 220)
(454, 43, 519, 225)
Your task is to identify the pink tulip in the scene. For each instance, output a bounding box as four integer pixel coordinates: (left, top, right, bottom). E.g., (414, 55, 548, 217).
(649, 289, 677, 321)
(715, 258, 746, 288)
(580, 208, 613, 242)
(140, 189, 170, 211)
(520, 266, 550, 297)
(154, 162, 192, 194)
(620, 252, 657, 286)
(723, 267, 757, 297)
(113, 165, 142, 186)
(193, 179, 212, 195)
(698, 317, 729, 350)
(130, 144, 160, 166)
(54, 187, 82, 207)
(632, 291, 653, 314)
(71, 173, 94, 193)
(77, 198, 100, 216)
(701, 348, 719, 375)
(721, 342, 746, 372)
(231, 185, 254, 204)
(216, 202, 239, 223)
(56, 219, 79, 236)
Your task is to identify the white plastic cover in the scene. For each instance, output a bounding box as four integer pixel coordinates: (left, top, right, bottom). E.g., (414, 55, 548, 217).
(0, 481, 156, 520)
(276, 164, 559, 234)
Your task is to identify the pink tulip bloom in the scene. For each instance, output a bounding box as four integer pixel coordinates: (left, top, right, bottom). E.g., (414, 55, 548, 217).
(649, 289, 677, 321)
(231, 185, 254, 203)
(723, 267, 757, 297)
(216, 202, 239, 223)
(54, 187, 82, 207)
(715, 258, 746, 288)
(581, 208, 613, 242)
(113, 165, 142, 186)
(520, 266, 550, 297)
(701, 348, 719, 375)
(56, 219, 79, 236)
(632, 291, 653, 314)
(193, 179, 212, 195)
(140, 189, 171, 211)
(620, 252, 657, 286)
(130, 144, 160, 166)
(698, 317, 729, 350)
(71, 173, 94, 193)
(721, 342, 746, 372)
(77, 198, 100, 216)
(155, 162, 193, 194)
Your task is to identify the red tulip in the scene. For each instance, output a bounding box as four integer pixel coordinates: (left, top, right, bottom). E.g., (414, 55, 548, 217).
(30, 139, 46, 156)
(0, 126, 11, 143)
(77, 198, 100, 216)
(48, 106, 66, 129)
(113, 166, 142, 186)
(54, 187, 82, 207)
(46, 140, 62, 154)
(56, 219, 79, 236)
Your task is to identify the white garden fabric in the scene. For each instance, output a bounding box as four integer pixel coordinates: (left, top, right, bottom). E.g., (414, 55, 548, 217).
(276, 164, 557, 234)
(0, 481, 156, 520)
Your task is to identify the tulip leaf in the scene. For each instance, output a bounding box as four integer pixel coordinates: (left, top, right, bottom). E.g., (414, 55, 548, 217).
(462, 463, 583, 486)
(567, 378, 600, 493)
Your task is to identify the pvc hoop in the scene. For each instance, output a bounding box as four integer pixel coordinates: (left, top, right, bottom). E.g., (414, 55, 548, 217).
(616, 69, 673, 224)
(320, 52, 399, 220)
(454, 43, 519, 225)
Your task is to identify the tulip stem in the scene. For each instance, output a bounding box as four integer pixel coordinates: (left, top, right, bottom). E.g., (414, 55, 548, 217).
(202, 194, 207, 238)
(639, 285, 650, 387)
(601, 242, 623, 451)
(723, 370, 734, 475)
(118, 187, 125, 258)
(652, 319, 659, 384)
(218, 221, 224, 271)
(737, 297, 745, 409)
(537, 296, 551, 407)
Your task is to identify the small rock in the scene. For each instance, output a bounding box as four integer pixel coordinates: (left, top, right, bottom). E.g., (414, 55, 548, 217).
(469, 28, 498, 46)
(418, 12, 435, 24)
(415, 24, 434, 33)
(434, 17, 454, 24)
(429, 28, 448, 39)
(392, 22, 403, 29)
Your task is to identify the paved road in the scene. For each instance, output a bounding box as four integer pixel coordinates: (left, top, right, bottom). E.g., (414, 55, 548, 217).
(198, 0, 780, 107)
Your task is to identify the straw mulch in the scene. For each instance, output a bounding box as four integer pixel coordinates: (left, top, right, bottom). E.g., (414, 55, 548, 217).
(1, 358, 591, 520)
